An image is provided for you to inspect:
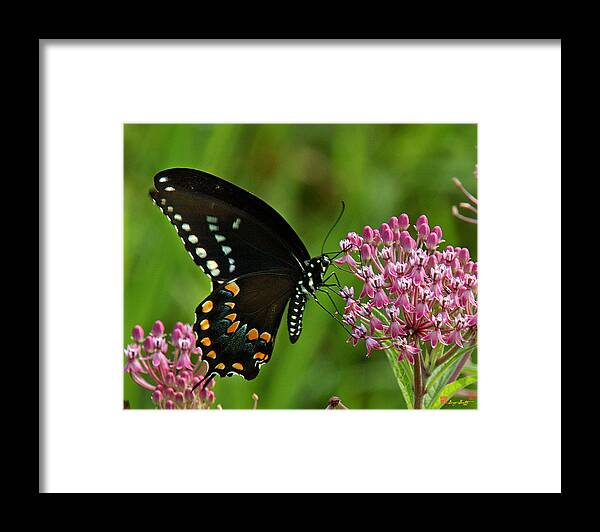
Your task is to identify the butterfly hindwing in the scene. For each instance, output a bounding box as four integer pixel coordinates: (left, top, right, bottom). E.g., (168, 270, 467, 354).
(193, 271, 297, 380)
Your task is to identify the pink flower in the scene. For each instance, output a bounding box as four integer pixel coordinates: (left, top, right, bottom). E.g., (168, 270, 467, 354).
(337, 213, 477, 371)
(422, 314, 447, 348)
(124, 320, 215, 409)
(124, 344, 145, 374)
(446, 315, 469, 347)
(395, 338, 421, 365)
(365, 336, 381, 356)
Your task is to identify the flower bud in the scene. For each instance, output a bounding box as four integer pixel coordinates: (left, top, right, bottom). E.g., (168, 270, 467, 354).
(416, 214, 428, 227)
(175, 375, 186, 390)
(151, 320, 165, 337)
(458, 247, 470, 264)
(400, 231, 416, 252)
(363, 225, 374, 241)
(426, 232, 439, 250)
(164, 387, 175, 400)
(380, 223, 393, 244)
(172, 327, 182, 344)
(432, 225, 443, 241)
(143, 336, 155, 352)
(184, 388, 194, 402)
(418, 222, 430, 239)
(165, 400, 175, 410)
(151, 389, 163, 403)
(165, 372, 176, 387)
(399, 213, 410, 230)
(132, 325, 144, 342)
(360, 244, 372, 261)
(388, 216, 399, 230)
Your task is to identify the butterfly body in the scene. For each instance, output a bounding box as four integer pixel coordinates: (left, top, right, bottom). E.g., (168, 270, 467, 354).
(150, 168, 330, 381)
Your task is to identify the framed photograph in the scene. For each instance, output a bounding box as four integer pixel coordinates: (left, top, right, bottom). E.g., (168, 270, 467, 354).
(123, 123, 478, 410)
(41, 40, 561, 493)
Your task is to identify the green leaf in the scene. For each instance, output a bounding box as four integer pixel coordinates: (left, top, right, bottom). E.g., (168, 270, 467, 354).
(423, 350, 465, 408)
(430, 376, 478, 409)
(428, 341, 445, 370)
(385, 349, 414, 408)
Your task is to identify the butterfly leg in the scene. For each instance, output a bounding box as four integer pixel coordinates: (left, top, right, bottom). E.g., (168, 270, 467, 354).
(191, 372, 216, 392)
(312, 293, 352, 335)
(322, 271, 343, 290)
(317, 286, 344, 316)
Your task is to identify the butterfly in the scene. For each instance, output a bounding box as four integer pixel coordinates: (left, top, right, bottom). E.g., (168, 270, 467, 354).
(150, 168, 335, 381)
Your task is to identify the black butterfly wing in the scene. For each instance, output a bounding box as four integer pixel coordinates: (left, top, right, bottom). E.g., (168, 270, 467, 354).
(193, 271, 297, 380)
(150, 168, 310, 283)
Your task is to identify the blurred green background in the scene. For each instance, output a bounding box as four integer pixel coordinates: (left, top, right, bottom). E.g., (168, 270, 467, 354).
(124, 124, 477, 409)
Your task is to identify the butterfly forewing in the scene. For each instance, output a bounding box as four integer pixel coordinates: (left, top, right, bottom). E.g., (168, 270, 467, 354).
(193, 271, 297, 380)
(150, 168, 310, 283)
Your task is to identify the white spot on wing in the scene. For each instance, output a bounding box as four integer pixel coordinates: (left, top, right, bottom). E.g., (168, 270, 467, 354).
(196, 247, 207, 258)
(207, 260, 218, 270)
(188, 235, 199, 244)
(222, 246, 232, 255)
(208, 224, 219, 232)
(206, 216, 218, 223)
(174, 214, 182, 221)
(215, 234, 226, 243)
(232, 218, 241, 229)
(159, 177, 168, 183)
(164, 186, 175, 192)
(182, 223, 191, 231)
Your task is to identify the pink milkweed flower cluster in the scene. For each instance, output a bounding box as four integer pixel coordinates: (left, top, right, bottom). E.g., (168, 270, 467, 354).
(336, 214, 477, 364)
(124, 320, 216, 409)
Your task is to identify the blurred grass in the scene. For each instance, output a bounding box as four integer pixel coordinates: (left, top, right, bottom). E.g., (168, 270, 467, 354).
(124, 124, 477, 409)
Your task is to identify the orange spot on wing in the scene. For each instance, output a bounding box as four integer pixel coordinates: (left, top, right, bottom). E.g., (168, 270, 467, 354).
(201, 337, 211, 346)
(260, 332, 272, 342)
(225, 302, 235, 308)
(224, 282, 240, 296)
(232, 362, 244, 371)
(247, 328, 259, 340)
(206, 350, 217, 359)
(201, 301, 213, 313)
(224, 313, 237, 322)
(200, 319, 210, 330)
(227, 321, 240, 333)
(215, 363, 225, 370)
(254, 352, 266, 360)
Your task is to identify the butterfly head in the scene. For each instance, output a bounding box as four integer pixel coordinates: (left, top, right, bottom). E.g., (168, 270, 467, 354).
(302, 256, 331, 294)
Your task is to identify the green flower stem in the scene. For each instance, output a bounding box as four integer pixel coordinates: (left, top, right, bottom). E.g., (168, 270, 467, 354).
(414, 349, 424, 409)
(447, 347, 476, 384)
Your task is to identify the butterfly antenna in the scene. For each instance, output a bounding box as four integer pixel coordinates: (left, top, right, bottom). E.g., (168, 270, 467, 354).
(320, 201, 346, 256)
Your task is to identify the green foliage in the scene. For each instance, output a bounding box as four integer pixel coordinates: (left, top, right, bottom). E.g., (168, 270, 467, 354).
(430, 376, 478, 409)
(124, 124, 477, 409)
